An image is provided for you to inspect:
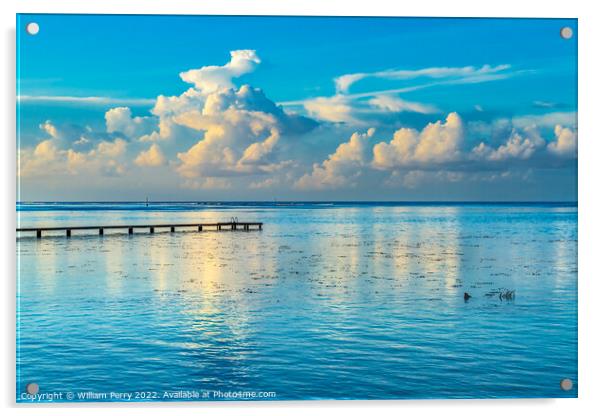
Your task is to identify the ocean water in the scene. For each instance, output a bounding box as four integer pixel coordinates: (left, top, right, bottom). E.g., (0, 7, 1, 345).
(16, 202, 578, 402)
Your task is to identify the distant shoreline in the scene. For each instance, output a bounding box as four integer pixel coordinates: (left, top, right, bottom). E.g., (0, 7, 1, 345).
(16, 200, 578, 205)
(16, 201, 578, 212)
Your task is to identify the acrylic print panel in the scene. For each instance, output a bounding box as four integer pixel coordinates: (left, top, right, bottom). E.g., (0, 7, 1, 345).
(16, 14, 578, 402)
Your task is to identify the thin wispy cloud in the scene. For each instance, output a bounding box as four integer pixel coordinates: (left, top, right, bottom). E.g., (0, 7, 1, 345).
(334, 64, 513, 93)
(279, 64, 523, 125)
(18, 95, 156, 106)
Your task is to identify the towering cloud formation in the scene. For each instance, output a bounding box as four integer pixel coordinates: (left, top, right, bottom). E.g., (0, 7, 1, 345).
(170, 82, 316, 182)
(138, 51, 316, 186)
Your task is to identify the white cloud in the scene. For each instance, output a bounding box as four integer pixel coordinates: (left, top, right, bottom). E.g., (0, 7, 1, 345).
(40, 120, 59, 138)
(368, 95, 439, 114)
(295, 128, 376, 190)
(134, 144, 166, 167)
(472, 131, 543, 161)
(19, 119, 130, 178)
(174, 85, 312, 178)
(512, 112, 577, 129)
(179, 50, 261, 93)
(471, 128, 544, 161)
(303, 95, 357, 124)
(19, 137, 127, 178)
(334, 73, 367, 95)
(288, 63, 514, 125)
(303, 94, 439, 125)
(335, 64, 512, 93)
(548, 125, 577, 156)
(105, 107, 157, 138)
(18, 49, 576, 198)
(372, 112, 463, 168)
(99, 51, 317, 185)
(95, 138, 127, 158)
(19, 95, 155, 106)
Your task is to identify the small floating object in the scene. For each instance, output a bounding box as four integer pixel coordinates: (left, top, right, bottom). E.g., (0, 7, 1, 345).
(464, 292, 472, 301)
(499, 289, 515, 301)
(485, 288, 516, 301)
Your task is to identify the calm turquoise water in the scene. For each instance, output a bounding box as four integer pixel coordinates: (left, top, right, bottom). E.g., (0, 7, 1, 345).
(16, 203, 577, 401)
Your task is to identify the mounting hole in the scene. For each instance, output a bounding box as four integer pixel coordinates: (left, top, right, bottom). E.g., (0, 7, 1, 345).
(25, 383, 39, 394)
(560, 26, 573, 40)
(26, 22, 40, 36)
(560, 378, 573, 391)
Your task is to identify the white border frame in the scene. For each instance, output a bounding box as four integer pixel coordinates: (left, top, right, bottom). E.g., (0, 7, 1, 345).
(2, 1, 600, 415)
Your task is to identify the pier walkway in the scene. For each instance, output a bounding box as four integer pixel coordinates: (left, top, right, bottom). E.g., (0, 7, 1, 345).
(17, 221, 263, 238)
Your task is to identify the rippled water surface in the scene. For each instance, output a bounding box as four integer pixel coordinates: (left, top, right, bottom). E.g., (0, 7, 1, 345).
(16, 203, 577, 401)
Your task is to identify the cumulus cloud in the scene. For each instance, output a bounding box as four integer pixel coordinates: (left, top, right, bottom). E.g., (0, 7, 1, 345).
(18, 120, 130, 178)
(179, 50, 261, 93)
(173, 84, 314, 178)
(19, 50, 319, 188)
(38, 120, 92, 146)
(373, 112, 463, 168)
(134, 144, 166, 167)
(105, 51, 317, 183)
(294, 113, 465, 191)
(19, 136, 127, 178)
(547, 125, 577, 156)
(471, 127, 544, 161)
(105, 107, 157, 138)
(295, 128, 376, 189)
(294, 110, 578, 192)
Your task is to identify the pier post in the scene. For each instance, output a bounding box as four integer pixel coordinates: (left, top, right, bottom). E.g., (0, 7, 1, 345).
(99, 228, 104, 236)
(36, 230, 41, 239)
(150, 227, 154, 234)
(198, 225, 203, 232)
(170, 226, 175, 232)
(218, 225, 221, 231)
(259, 224, 262, 230)
(66, 229, 71, 237)
(232, 223, 237, 231)
(244, 224, 249, 231)
(128, 227, 133, 235)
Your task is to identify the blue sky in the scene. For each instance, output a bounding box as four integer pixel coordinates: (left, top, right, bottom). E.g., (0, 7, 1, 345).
(17, 15, 577, 201)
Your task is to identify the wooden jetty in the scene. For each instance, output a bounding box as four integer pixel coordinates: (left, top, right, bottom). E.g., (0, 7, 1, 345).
(17, 221, 263, 238)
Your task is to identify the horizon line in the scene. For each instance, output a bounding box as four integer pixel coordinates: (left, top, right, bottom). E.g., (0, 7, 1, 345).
(16, 200, 578, 204)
